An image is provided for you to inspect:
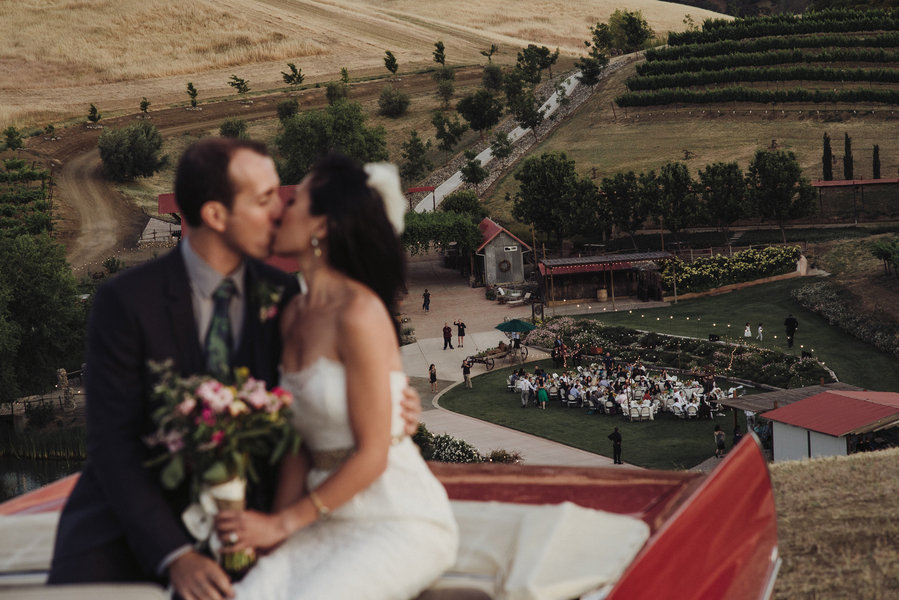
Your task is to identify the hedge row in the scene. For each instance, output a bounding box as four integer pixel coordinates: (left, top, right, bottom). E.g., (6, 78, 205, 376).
(669, 9, 899, 46)
(659, 246, 801, 295)
(636, 48, 899, 77)
(627, 66, 899, 92)
(616, 86, 899, 107)
(647, 33, 899, 62)
(791, 282, 899, 358)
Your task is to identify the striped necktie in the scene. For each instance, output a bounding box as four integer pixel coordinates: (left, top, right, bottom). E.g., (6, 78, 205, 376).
(205, 278, 236, 382)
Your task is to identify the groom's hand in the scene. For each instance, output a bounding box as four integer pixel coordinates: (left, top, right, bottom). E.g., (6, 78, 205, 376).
(169, 550, 234, 600)
(400, 385, 422, 436)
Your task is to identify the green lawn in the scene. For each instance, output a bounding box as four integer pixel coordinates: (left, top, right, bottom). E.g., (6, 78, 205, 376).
(578, 278, 899, 392)
(440, 358, 747, 470)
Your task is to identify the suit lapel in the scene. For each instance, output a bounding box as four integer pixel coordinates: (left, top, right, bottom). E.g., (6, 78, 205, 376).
(163, 249, 204, 376)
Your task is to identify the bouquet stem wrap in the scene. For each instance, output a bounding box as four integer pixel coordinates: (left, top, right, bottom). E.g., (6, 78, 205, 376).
(210, 478, 256, 579)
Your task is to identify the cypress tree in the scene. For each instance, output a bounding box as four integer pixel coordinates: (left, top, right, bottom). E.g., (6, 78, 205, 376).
(822, 133, 833, 181)
(843, 133, 854, 180)
(873, 144, 881, 179)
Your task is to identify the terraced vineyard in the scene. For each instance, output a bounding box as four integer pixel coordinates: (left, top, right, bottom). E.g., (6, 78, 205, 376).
(617, 8, 899, 107)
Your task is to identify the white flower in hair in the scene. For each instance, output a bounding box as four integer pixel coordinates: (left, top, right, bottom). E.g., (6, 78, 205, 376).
(363, 162, 406, 234)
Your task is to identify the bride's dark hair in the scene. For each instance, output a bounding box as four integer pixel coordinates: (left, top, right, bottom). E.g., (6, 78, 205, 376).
(306, 154, 406, 339)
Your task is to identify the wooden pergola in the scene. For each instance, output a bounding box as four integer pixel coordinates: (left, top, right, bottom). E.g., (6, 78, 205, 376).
(538, 251, 674, 309)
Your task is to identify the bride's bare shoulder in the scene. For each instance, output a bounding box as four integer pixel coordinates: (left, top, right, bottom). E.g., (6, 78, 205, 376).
(338, 281, 391, 331)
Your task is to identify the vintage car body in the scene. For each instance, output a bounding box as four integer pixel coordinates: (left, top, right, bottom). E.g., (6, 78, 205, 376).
(0, 435, 778, 599)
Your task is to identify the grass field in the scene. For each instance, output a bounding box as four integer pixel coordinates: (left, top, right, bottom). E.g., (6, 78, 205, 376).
(440, 357, 748, 470)
(482, 60, 899, 219)
(566, 277, 899, 392)
(0, 0, 723, 127)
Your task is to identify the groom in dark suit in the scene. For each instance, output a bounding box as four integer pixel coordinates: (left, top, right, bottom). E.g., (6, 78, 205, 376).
(48, 138, 299, 599)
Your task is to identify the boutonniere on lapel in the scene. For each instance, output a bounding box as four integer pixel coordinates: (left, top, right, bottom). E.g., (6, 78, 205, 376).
(253, 281, 284, 323)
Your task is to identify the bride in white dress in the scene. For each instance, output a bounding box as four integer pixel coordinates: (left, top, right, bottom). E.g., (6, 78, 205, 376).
(215, 155, 458, 599)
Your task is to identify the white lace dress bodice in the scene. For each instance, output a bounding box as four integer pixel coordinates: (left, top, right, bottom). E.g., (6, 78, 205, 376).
(234, 357, 458, 600)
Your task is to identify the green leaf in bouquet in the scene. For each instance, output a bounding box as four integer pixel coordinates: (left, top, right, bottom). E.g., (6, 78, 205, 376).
(161, 454, 185, 489)
(203, 461, 229, 484)
(270, 424, 300, 465)
(244, 453, 260, 484)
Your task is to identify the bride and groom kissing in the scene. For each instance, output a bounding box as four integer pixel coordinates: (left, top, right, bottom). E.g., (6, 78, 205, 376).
(49, 138, 458, 599)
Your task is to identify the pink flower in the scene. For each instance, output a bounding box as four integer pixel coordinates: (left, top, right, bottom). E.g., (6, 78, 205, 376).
(197, 380, 234, 414)
(165, 431, 185, 453)
(240, 379, 270, 410)
(211, 430, 225, 446)
(177, 394, 196, 416)
(201, 408, 215, 426)
(271, 387, 293, 408)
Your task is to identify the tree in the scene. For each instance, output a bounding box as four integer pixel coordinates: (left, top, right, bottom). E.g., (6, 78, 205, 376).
(480, 44, 498, 63)
(277, 99, 299, 121)
(456, 89, 503, 139)
(431, 111, 468, 154)
(843, 133, 854, 180)
(140, 97, 151, 115)
(277, 100, 388, 184)
(400, 130, 432, 183)
(576, 55, 607, 88)
(281, 63, 305, 88)
(509, 89, 544, 140)
(512, 152, 600, 243)
(440, 190, 487, 223)
(228, 75, 250, 96)
(873, 144, 881, 179)
(698, 161, 746, 242)
(326, 81, 349, 104)
(219, 118, 248, 139)
(0, 233, 85, 402)
(433, 65, 454, 83)
(460, 150, 488, 191)
(402, 210, 481, 256)
(436, 79, 455, 109)
(87, 103, 101, 123)
(378, 86, 410, 118)
(600, 171, 650, 249)
(433, 41, 446, 66)
(482, 64, 503, 92)
(654, 162, 700, 244)
(384, 50, 398, 78)
(186, 82, 199, 107)
(822, 132, 833, 180)
(98, 121, 166, 182)
(746, 149, 815, 243)
(3, 126, 23, 150)
(340, 67, 350, 84)
(606, 9, 654, 53)
(515, 45, 559, 84)
(490, 131, 513, 167)
(576, 21, 610, 88)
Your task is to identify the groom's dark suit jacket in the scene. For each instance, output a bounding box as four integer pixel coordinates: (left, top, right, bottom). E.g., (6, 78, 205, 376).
(49, 248, 298, 584)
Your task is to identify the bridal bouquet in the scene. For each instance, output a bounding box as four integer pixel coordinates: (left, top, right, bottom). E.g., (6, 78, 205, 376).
(144, 361, 300, 577)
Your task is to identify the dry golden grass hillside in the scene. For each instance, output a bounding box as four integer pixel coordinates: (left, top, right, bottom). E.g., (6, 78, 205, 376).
(0, 0, 723, 127)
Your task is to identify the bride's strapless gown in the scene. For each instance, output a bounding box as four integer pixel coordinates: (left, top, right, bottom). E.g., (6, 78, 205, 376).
(234, 357, 458, 600)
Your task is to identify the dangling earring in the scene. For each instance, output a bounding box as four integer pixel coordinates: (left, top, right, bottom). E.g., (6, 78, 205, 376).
(311, 236, 322, 258)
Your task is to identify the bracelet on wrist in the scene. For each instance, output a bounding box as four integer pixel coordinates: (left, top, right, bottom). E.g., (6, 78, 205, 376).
(308, 490, 330, 520)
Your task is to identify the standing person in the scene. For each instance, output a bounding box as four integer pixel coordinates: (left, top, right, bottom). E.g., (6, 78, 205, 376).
(784, 314, 799, 348)
(461, 359, 472, 389)
(442, 322, 454, 350)
(536, 378, 548, 409)
(608, 427, 622, 464)
(48, 139, 422, 599)
(220, 154, 457, 599)
(453, 318, 466, 348)
(518, 374, 535, 408)
(422, 288, 430, 312)
(714, 424, 726, 458)
(743, 322, 751, 338)
(757, 323, 764, 341)
(429, 363, 438, 392)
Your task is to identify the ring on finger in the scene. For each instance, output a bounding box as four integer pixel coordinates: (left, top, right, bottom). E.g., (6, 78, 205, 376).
(228, 532, 239, 544)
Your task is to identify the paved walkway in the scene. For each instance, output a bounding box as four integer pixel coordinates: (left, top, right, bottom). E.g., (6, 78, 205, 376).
(400, 254, 666, 468)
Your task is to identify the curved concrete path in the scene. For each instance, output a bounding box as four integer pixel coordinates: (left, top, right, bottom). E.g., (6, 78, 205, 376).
(400, 255, 663, 468)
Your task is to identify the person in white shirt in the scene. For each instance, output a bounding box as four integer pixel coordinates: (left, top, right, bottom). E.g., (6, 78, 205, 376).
(518, 375, 535, 408)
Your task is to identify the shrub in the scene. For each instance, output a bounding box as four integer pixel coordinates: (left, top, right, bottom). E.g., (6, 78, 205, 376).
(325, 81, 348, 104)
(485, 449, 522, 463)
(430, 434, 482, 463)
(377, 86, 411, 118)
(219, 118, 248, 139)
(25, 401, 55, 429)
(97, 121, 165, 182)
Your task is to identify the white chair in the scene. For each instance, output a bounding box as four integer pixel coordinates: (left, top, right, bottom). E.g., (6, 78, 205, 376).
(548, 385, 560, 402)
(672, 405, 685, 419)
(507, 375, 517, 392)
(686, 405, 698, 419)
(604, 400, 616, 414)
(629, 405, 641, 422)
(566, 393, 578, 408)
(640, 405, 653, 421)
(506, 291, 531, 307)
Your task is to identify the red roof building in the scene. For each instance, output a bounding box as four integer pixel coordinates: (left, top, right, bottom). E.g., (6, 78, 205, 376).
(761, 391, 899, 461)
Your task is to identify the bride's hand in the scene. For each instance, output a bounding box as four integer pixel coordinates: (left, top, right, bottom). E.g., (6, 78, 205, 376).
(399, 385, 422, 436)
(215, 509, 289, 554)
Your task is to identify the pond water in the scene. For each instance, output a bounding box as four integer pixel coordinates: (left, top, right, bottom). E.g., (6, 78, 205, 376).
(0, 456, 82, 504)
